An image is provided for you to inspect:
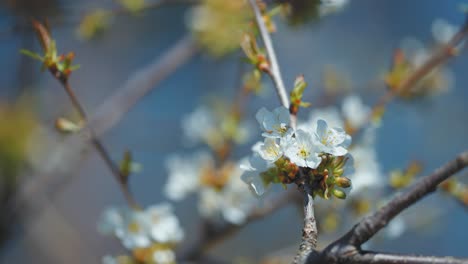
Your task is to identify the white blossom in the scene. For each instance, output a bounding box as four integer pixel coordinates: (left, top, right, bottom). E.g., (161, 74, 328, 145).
(97, 207, 125, 236)
(348, 145, 382, 193)
(146, 203, 184, 244)
(314, 119, 351, 156)
(199, 164, 257, 224)
(284, 129, 322, 168)
(303, 107, 344, 132)
(181, 105, 216, 145)
(385, 216, 407, 239)
(164, 152, 211, 201)
(240, 154, 271, 196)
(97, 203, 184, 251)
(431, 18, 458, 45)
(102, 255, 117, 264)
(152, 249, 176, 264)
(255, 138, 283, 163)
(117, 210, 152, 250)
(342, 95, 370, 130)
(255, 107, 292, 138)
(319, 0, 349, 16)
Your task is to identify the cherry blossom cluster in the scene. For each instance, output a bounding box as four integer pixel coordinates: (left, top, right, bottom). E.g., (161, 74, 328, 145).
(241, 105, 353, 199)
(98, 203, 183, 264)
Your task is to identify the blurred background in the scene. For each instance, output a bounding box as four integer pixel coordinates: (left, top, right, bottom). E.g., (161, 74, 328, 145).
(0, 0, 467, 263)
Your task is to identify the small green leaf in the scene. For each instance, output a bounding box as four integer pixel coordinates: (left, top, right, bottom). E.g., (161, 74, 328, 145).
(19, 49, 44, 61)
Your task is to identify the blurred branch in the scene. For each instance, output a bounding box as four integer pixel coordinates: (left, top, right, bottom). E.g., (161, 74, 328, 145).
(305, 150, 468, 263)
(86, 34, 198, 136)
(353, 16, 468, 137)
(177, 188, 301, 261)
(248, 0, 290, 109)
(10, 35, 198, 216)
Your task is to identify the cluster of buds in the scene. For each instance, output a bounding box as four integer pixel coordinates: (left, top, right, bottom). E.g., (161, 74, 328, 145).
(389, 160, 423, 189)
(308, 154, 351, 199)
(21, 20, 80, 83)
(440, 179, 468, 206)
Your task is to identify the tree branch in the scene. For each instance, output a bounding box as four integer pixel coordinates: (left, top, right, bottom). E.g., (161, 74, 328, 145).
(293, 182, 318, 264)
(305, 151, 468, 264)
(248, 0, 290, 109)
(10, 35, 198, 215)
(52, 68, 140, 208)
(342, 151, 468, 247)
(345, 251, 468, 264)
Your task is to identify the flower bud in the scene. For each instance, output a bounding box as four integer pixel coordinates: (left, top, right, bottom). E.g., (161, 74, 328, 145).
(335, 177, 351, 188)
(332, 188, 346, 199)
(55, 117, 82, 133)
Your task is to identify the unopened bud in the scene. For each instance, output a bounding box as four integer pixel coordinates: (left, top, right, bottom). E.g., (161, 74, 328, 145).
(55, 117, 82, 133)
(332, 188, 346, 199)
(335, 177, 351, 188)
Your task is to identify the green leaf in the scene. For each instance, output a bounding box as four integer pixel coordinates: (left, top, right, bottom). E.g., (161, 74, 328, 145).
(19, 49, 44, 61)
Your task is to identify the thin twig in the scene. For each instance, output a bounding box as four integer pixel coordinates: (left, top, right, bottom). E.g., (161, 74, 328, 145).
(10, 35, 198, 215)
(248, 0, 290, 109)
(55, 77, 139, 208)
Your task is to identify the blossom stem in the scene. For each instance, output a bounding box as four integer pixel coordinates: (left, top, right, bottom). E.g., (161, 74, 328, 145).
(248, 0, 290, 110)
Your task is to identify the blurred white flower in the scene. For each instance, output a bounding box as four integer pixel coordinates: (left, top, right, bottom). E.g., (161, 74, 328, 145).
(431, 18, 458, 45)
(117, 210, 152, 250)
(240, 154, 271, 195)
(284, 129, 322, 168)
(181, 105, 217, 145)
(256, 107, 292, 138)
(314, 119, 351, 156)
(152, 249, 176, 264)
(348, 145, 382, 193)
(199, 164, 257, 224)
(255, 138, 283, 163)
(385, 216, 407, 239)
(102, 255, 117, 264)
(319, 0, 349, 16)
(342, 95, 370, 130)
(146, 203, 184, 244)
(164, 152, 212, 201)
(97, 207, 125, 236)
(304, 107, 344, 132)
(98, 203, 184, 251)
